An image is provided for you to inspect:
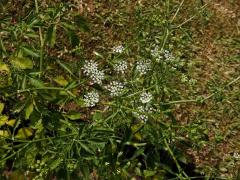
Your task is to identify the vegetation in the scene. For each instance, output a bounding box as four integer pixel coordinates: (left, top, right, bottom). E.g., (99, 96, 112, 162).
(0, 0, 239, 179)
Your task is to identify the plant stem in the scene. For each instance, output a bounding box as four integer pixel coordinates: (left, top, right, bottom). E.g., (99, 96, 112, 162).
(164, 139, 189, 179)
(34, 0, 44, 76)
(164, 75, 240, 105)
(7, 87, 76, 98)
(171, 0, 185, 23)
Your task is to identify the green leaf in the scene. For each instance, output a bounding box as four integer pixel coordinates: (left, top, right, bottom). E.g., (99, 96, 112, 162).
(25, 102, 34, 120)
(0, 0, 9, 6)
(46, 24, 57, 47)
(0, 115, 8, 126)
(65, 112, 81, 120)
(0, 61, 10, 74)
(0, 130, 9, 137)
(61, 22, 76, 30)
(143, 170, 156, 177)
(0, 102, 4, 114)
(53, 76, 68, 86)
(30, 78, 45, 88)
(0, 37, 7, 56)
(78, 142, 94, 154)
(49, 157, 63, 170)
(74, 15, 89, 31)
(6, 119, 16, 127)
(66, 30, 80, 47)
(10, 57, 33, 70)
(56, 60, 76, 77)
(15, 127, 33, 139)
(22, 46, 39, 58)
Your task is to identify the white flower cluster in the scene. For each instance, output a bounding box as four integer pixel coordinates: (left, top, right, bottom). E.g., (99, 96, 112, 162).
(112, 45, 124, 53)
(151, 45, 162, 62)
(90, 70, 105, 84)
(106, 81, 125, 97)
(163, 50, 174, 61)
(136, 59, 151, 75)
(114, 61, 128, 74)
(82, 60, 98, 76)
(151, 46, 174, 62)
(140, 92, 153, 104)
(83, 91, 100, 107)
(233, 152, 240, 160)
(82, 60, 104, 84)
(134, 106, 154, 122)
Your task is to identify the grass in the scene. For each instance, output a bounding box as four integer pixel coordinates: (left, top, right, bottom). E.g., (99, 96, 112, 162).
(0, 0, 239, 179)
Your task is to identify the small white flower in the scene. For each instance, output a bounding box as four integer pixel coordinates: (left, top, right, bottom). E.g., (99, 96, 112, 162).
(181, 74, 188, 83)
(151, 46, 174, 62)
(106, 81, 124, 97)
(134, 106, 154, 122)
(82, 60, 105, 84)
(90, 70, 105, 85)
(112, 45, 124, 53)
(83, 91, 100, 107)
(140, 92, 153, 104)
(136, 59, 151, 75)
(151, 45, 163, 62)
(151, 45, 161, 57)
(137, 106, 148, 122)
(233, 152, 240, 160)
(82, 60, 98, 76)
(114, 61, 128, 74)
(163, 50, 174, 61)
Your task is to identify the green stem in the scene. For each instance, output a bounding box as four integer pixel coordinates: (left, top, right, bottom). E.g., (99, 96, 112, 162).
(175, 3, 208, 28)
(163, 75, 240, 105)
(7, 87, 76, 98)
(164, 139, 189, 179)
(0, 142, 30, 163)
(171, 0, 185, 23)
(34, 0, 44, 76)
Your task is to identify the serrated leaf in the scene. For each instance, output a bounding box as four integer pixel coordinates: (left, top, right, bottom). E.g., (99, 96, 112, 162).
(46, 24, 57, 47)
(0, 61, 10, 74)
(0, 115, 8, 126)
(0, 102, 4, 114)
(25, 103, 34, 120)
(30, 78, 45, 88)
(6, 119, 16, 127)
(49, 158, 63, 170)
(10, 57, 33, 70)
(15, 127, 33, 139)
(53, 76, 68, 86)
(66, 30, 80, 47)
(74, 15, 89, 31)
(65, 112, 81, 120)
(143, 170, 156, 177)
(61, 22, 76, 30)
(22, 46, 39, 58)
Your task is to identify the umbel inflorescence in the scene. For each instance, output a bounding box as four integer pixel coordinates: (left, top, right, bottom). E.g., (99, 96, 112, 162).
(83, 91, 100, 107)
(80, 45, 176, 122)
(82, 60, 105, 85)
